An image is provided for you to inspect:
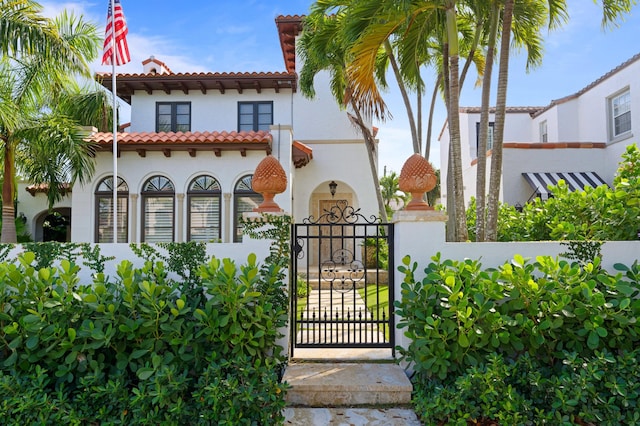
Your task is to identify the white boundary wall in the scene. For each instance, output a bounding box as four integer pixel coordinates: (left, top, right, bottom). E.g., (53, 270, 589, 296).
(3, 239, 271, 285)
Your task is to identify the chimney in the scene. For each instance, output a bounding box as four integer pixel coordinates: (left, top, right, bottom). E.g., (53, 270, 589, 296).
(142, 56, 173, 75)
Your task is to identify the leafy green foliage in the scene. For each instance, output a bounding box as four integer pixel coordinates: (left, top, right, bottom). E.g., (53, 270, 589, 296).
(414, 351, 640, 425)
(396, 253, 640, 379)
(130, 241, 207, 309)
(467, 144, 640, 241)
(20, 242, 114, 273)
(398, 253, 640, 424)
(362, 236, 389, 269)
(0, 249, 288, 424)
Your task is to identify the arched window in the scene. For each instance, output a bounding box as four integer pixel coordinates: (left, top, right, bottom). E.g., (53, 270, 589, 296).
(187, 175, 221, 242)
(141, 175, 175, 242)
(95, 176, 129, 243)
(233, 174, 261, 242)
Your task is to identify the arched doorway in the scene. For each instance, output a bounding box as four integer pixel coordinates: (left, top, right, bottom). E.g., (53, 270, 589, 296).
(35, 208, 71, 242)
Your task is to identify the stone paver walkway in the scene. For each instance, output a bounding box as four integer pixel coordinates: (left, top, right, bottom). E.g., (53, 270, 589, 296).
(295, 288, 388, 346)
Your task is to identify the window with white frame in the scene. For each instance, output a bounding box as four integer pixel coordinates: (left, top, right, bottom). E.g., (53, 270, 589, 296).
(610, 90, 631, 139)
(142, 175, 175, 242)
(95, 176, 128, 243)
(475, 121, 494, 155)
(187, 175, 221, 242)
(233, 174, 261, 242)
(539, 120, 548, 142)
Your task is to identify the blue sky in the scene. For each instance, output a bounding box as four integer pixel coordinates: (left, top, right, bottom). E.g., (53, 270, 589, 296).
(42, 1, 640, 172)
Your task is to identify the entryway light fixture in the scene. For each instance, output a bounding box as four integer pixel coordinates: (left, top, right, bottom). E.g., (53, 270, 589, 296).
(329, 180, 337, 198)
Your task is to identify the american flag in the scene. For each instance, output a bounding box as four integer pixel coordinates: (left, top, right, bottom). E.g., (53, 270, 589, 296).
(102, 0, 130, 66)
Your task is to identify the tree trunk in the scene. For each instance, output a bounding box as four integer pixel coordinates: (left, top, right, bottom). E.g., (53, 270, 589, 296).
(446, 2, 468, 241)
(349, 98, 388, 223)
(384, 40, 421, 155)
(476, 3, 499, 242)
(1, 139, 17, 243)
(441, 42, 457, 242)
(486, 0, 514, 241)
(425, 73, 442, 162)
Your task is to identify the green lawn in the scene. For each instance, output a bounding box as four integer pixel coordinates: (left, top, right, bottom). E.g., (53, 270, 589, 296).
(357, 284, 390, 340)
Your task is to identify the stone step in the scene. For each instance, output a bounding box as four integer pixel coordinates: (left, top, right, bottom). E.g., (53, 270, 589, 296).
(283, 363, 412, 407)
(283, 407, 422, 425)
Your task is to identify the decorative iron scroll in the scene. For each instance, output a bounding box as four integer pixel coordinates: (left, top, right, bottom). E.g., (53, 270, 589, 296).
(294, 237, 304, 259)
(321, 248, 364, 293)
(302, 199, 381, 225)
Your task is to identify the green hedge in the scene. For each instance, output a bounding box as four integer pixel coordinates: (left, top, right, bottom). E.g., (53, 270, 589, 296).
(0, 252, 288, 425)
(396, 253, 640, 424)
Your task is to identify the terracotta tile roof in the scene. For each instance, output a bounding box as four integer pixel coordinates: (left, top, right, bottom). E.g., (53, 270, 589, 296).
(95, 71, 297, 104)
(292, 140, 313, 168)
(503, 142, 606, 149)
(459, 106, 544, 115)
(275, 15, 304, 73)
(26, 183, 71, 196)
(89, 131, 272, 157)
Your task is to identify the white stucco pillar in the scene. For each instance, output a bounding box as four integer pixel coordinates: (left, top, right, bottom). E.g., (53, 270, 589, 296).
(392, 210, 447, 361)
(223, 193, 232, 243)
(130, 193, 138, 243)
(176, 193, 185, 242)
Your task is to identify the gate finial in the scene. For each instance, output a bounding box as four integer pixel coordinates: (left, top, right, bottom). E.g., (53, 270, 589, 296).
(252, 155, 287, 212)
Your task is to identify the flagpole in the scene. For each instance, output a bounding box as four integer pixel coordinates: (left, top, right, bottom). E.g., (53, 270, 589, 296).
(111, 0, 118, 244)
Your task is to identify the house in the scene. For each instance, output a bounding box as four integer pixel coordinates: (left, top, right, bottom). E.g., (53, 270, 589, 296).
(439, 53, 640, 207)
(17, 15, 379, 243)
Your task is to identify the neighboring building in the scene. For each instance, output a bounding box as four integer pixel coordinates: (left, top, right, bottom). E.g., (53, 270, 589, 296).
(439, 53, 640, 207)
(17, 15, 379, 243)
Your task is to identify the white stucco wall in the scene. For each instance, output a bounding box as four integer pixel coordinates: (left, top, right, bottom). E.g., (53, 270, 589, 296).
(502, 146, 609, 205)
(439, 57, 640, 206)
(291, 140, 378, 222)
(130, 90, 295, 134)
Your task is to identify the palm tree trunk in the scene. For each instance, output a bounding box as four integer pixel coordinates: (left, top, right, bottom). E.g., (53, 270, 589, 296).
(384, 40, 421, 154)
(446, 2, 468, 241)
(1, 140, 17, 243)
(476, 3, 499, 242)
(425, 73, 442, 162)
(486, 0, 514, 241)
(442, 42, 457, 242)
(349, 98, 388, 223)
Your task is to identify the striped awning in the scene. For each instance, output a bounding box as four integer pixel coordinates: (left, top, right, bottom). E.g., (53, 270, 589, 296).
(522, 172, 608, 200)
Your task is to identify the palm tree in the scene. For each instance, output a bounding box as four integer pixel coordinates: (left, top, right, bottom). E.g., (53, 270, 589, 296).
(0, 9, 104, 242)
(474, 0, 551, 241)
(332, 0, 475, 240)
(298, 10, 388, 222)
(483, 0, 634, 241)
(379, 170, 408, 219)
(0, 0, 54, 57)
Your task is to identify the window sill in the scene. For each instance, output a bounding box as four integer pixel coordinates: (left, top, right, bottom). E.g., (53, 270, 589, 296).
(609, 132, 633, 145)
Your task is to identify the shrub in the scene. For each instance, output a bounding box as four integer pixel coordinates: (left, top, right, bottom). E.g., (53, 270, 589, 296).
(398, 253, 640, 424)
(414, 350, 640, 425)
(395, 253, 640, 379)
(0, 250, 288, 424)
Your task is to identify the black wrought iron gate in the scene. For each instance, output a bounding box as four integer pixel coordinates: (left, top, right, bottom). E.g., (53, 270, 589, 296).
(291, 200, 394, 355)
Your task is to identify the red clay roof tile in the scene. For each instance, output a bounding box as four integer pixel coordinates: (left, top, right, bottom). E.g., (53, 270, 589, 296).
(90, 130, 272, 145)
